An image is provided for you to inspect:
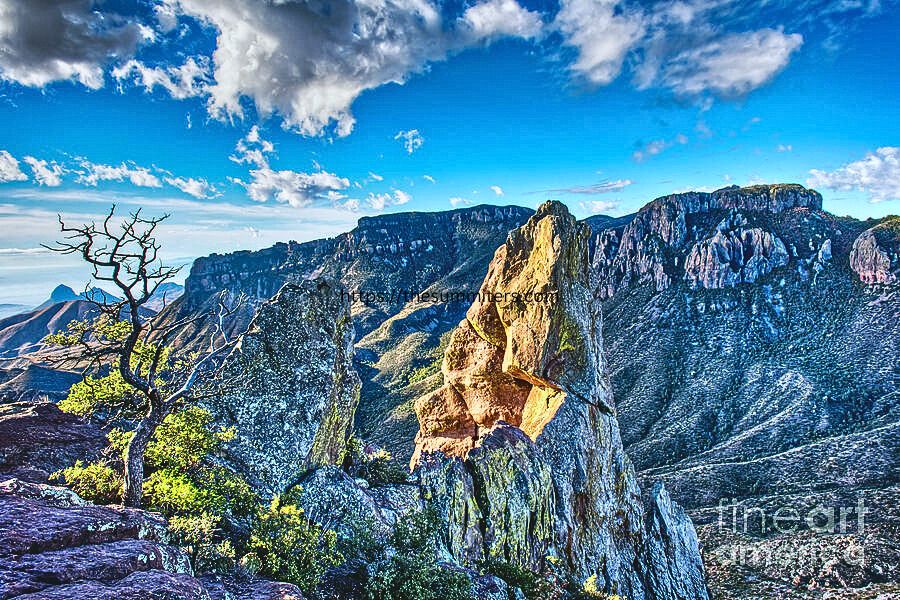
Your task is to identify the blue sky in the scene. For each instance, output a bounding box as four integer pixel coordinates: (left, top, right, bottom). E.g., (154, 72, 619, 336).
(0, 0, 898, 305)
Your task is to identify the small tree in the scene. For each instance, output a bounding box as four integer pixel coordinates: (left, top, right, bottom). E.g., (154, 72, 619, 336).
(45, 205, 239, 508)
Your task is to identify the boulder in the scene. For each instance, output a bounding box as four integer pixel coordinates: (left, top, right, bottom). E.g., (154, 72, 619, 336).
(207, 280, 361, 497)
(411, 201, 709, 599)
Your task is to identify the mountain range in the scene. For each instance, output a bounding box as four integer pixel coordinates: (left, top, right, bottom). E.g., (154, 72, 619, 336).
(0, 184, 897, 597)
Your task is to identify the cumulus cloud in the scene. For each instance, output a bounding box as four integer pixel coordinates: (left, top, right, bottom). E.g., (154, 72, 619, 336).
(555, 0, 645, 86)
(490, 185, 504, 196)
(556, 0, 804, 100)
(364, 190, 411, 210)
(777, 144, 793, 152)
(807, 147, 900, 202)
(230, 128, 350, 208)
(0, 0, 149, 89)
(449, 197, 472, 207)
(166, 0, 541, 137)
(395, 129, 425, 154)
(460, 0, 543, 40)
(423, 175, 436, 183)
(368, 172, 384, 182)
(393, 190, 412, 205)
(165, 176, 217, 199)
(23, 157, 64, 186)
(632, 134, 688, 162)
(579, 199, 619, 214)
(0, 151, 27, 183)
(77, 160, 162, 188)
(657, 29, 803, 96)
(112, 57, 211, 99)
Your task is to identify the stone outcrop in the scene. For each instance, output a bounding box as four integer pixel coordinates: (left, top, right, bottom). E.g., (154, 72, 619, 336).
(850, 217, 900, 285)
(207, 279, 360, 497)
(683, 211, 789, 289)
(593, 184, 821, 297)
(411, 202, 709, 599)
(0, 478, 197, 599)
(0, 403, 103, 483)
(0, 478, 305, 599)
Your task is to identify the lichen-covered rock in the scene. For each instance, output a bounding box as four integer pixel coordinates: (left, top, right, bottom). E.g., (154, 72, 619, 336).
(683, 212, 789, 289)
(412, 202, 709, 599)
(293, 466, 419, 543)
(0, 478, 200, 599)
(850, 217, 900, 285)
(643, 482, 708, 599)
(208, 280, 361, 496)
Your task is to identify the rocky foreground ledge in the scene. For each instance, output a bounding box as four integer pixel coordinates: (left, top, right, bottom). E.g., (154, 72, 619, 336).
(0, 478, 303, 600)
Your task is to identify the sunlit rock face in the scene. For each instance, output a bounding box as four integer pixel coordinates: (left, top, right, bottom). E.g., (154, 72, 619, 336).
(206, 279, 361, 497)
(593, 184, 822, 297)
(412, 201, 709, 599)
(683, 210, 790, 289)
(850, 217, 900, 285)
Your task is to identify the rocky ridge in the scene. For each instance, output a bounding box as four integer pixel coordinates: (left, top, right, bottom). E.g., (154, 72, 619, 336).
(592, 184, 822, 297)
(412, 201, 709, 598)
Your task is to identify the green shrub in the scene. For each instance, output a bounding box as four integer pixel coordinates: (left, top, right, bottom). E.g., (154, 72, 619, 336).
(168, 513, 236, 574)
(344, 437, 409, 487)
(359, 450, 409, 487)
(366, 554, 473, 600)
(479, 558, 563, 600)
(52, 461, 122, 504)
(390, 506, 441, 553)
(249, 494, 342, 594)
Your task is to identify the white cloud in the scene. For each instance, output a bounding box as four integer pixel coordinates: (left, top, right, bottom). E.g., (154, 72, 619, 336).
(0, 151, 27, 183)
(555, 0, 645, 86)
(167, 0, 541, 137)
(423, 175, 436, 183)
(657, 29, 803, 97)
(368, 171, 384, 182)
(449, 197, 472, 207)
(777, 144, 793, 152)
(460, 0, 543, 40)
(632, 134, 688, 162)
(366, 193, 391, 210)
(0, 0, 147, 89)
(395, 129, 425, 154)
(579, 199, 619, 214)
(490, 185, 504, 196)
(112, 57, 210, 99)
(77, 161, 162, 188)
(230, 128, 350, 208)
(807, 147, 900, 203)
(364, 190, 411, 210)
(538, 179, 633, 195)
(23, 157, 64, 187)
(164, 176, 217, 199)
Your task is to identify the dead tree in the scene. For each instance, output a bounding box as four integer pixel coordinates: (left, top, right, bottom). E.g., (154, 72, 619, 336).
(45, 205, 240, 508)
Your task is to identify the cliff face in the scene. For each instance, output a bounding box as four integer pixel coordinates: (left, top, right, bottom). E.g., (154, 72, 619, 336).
(593, 184, 822, 297)
(850, 217, 900, 285)
(412, 202, 709, 598)
(206, 279, 360, 497)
